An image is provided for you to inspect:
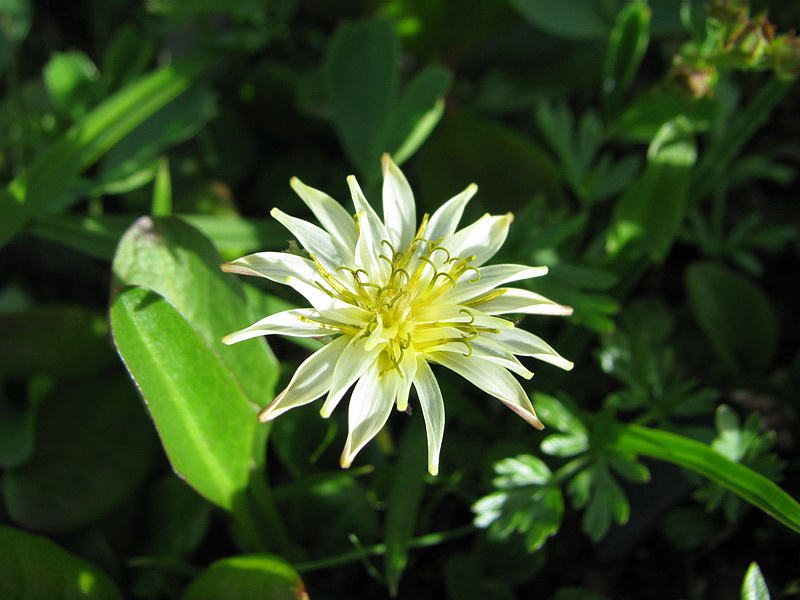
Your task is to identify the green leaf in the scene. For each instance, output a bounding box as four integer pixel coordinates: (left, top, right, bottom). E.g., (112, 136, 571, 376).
(0, 526, 124, 600)
(472, 455, 563, 552)
(388, 65, 452, 166)
(151, 156, 173, 216)
(3, 376, 157, 533)
(607, 117, 697, 262)
(112, 216, 279, 403)
(602, 1, 650, 117)
(685, 261, 777, 374)
(741, 562, 770, 600)
(97, 85, 215, 189)
(43, 51, 100, 119)
(384, 418, 428, 595)
(580, 464, 629, 541)
(0, 60, 200, 248)
(511, 0, 620, 40)
(418, 111, 564, 211)
(691, 77, 793, 203)
(29, 214, 285, 261)
(110, 286, 259, 510)
(612, 423, 800, 535)
(180, 553, 307, 600)
(323, 16, 399, 182)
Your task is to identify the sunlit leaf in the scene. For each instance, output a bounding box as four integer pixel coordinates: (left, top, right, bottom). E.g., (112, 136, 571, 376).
(0, 526, 124, 600)
(110, 286, 259, 510)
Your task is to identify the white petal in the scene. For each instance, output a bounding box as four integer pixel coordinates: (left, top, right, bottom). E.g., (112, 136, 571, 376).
(471, 287, 574, 316)
(340, 362, 398, 468)
(428, 352, 543, 429)
(221, 251, 318, 285)
(425, 183, 478, 241)
(271, 207, 353, 274)
(438, 264, 549, 304)
(413, 357, 445, 476)
(489, 327, 574, 371)
(433, 334, 534, 379)
(222, 309, 336, 344)
(258, 336, 348, 421)
(319, 337, 383, 417)
(381, 154, 416, 250)
(394, 347, 418, 412)
(285, 276, 348, 312)
(440, 213, 512, 266)
(290, 177, 357, 251)
(347, 176, 390, 279)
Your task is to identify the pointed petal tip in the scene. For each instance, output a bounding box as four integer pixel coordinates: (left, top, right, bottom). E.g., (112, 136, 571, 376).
(221, 334, 236, 345)
(381, 153, 395, 174)
(428, 464, 439, 476)
(340, 453, 353, 469)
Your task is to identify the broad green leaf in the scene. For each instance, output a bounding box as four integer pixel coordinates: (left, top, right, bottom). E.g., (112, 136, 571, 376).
(602, 2, 650, 117)
(111, 286, 259, 510)
(607, 117, 697, 262)
(511, 0, 620, 40)
(112, 216, 278, 403)
(742, 562, 770, 600)
(384, 417, 427, 595)
(685, 261, 777, 374)
(612, 423, 800, 534)
(4, 376, 157, 533)
(0, 61, 200, 248)
(323, 16, 399, 182)
(0, 526, 124, 600)
(180, 553, 307, 600)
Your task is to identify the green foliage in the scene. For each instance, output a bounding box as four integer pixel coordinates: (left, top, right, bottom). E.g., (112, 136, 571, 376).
(180, 554, 307, 600)
(2, 1, 799, 598)
(0, 526, 124, 600)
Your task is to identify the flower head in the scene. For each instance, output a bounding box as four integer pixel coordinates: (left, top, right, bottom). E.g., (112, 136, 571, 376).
(222, 155, 572, 475)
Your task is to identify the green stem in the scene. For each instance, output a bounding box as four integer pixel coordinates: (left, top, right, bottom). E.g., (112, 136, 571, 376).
(294, 524, 475, 573)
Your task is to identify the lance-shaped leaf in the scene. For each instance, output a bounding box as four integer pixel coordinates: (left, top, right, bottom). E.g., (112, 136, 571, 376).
(0, 61, 201, 248)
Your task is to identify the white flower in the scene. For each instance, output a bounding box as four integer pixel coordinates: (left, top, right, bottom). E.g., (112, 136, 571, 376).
(222, 155, 573, 475)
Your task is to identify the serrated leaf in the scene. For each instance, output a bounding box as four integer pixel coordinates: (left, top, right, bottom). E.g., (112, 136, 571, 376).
(0, 526, 124, 600)
(540, 433, 589, 457)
